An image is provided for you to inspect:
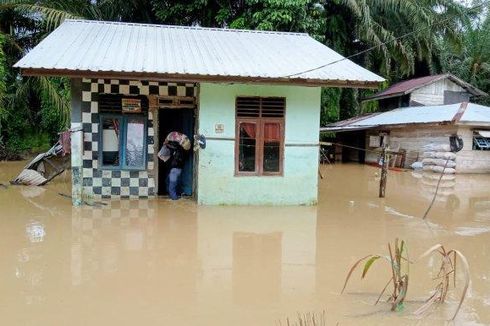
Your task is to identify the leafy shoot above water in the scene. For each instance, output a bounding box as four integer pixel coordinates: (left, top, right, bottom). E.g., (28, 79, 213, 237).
(341, 240, 470, 321)
(341, 239, 409, 312)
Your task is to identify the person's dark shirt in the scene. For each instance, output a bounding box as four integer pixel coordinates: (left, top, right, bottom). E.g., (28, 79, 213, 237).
(168, 141, 185, 169)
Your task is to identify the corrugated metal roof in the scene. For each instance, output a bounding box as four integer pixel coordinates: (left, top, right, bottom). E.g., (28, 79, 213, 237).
(14, 19, 384, 87)
(321, 102, 490, 132)
(459, 103, 490, 124)
(364, 74, 487, 101)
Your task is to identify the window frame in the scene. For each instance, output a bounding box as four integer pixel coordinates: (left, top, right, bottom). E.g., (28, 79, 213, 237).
(234, 97, 285, 177)
(472, 130, 490, 151)
(98, 113, 148, 171)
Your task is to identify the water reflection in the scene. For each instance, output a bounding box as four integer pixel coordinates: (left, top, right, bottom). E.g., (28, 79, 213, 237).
(1, 162, 490, 325)
(196, 207, 317, 309)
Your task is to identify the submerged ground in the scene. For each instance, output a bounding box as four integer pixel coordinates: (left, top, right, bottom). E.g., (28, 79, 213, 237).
(0, 161, 489, 325)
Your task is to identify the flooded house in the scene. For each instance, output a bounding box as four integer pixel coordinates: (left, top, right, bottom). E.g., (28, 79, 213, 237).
(323, 74, 490, 173)
(323, 102, 490, 173)
(14, 19, 383, 205)
(364, 73, 487, 110)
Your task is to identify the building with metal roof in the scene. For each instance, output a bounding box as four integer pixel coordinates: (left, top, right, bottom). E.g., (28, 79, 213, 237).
(15, 19, 383, 87)
(322, 102, 490, 173)
(14, 19, 385, 206)
(364, 74, 487, 102)
(322, 102, 490, 132)
(361, 74, 487, 112)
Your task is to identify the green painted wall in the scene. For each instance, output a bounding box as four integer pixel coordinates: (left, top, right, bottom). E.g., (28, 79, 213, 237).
(197, 83, 321, 205)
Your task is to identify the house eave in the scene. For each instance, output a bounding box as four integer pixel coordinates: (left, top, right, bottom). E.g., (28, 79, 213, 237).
(19, 68, 382, 89)
(362, 73, 488, 102)
(322, 121, 457, 133)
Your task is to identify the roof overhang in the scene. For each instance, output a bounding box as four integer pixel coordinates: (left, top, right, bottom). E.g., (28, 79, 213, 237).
(321, 121, 457, 133)
(457, 121, 490, 127)
(320, 126, 377, 132)
(363, 74, 487, 102)
(19, 68, 382, 89)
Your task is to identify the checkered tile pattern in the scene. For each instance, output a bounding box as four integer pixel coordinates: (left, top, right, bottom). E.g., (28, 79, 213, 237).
(70, 200, 156, 284)
(80, 78, 196, 199)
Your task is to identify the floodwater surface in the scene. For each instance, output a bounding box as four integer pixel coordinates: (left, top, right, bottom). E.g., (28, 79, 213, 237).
(1, 162, 490, 325)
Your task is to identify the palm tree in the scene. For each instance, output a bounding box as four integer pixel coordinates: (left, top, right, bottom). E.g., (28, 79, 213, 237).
(438, 14, 490, 104)
(332, 0, 471, 78)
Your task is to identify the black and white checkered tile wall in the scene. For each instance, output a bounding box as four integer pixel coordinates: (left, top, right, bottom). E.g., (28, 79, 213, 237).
(81, 78, 197, 199)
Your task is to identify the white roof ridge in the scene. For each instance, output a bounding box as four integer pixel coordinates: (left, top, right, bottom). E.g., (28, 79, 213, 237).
(63, 19, 310, 36)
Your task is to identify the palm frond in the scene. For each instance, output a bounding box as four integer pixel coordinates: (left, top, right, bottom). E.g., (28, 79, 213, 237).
(37, 76, 70, 126)
(0, 0, 83, 30)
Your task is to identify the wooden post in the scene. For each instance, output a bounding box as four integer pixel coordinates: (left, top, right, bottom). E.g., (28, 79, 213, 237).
(379, 144, 388, 198)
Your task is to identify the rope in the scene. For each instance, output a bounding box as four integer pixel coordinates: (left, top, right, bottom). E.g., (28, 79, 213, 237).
(422, 158, 451, 219)
(320, 141, 400, 155)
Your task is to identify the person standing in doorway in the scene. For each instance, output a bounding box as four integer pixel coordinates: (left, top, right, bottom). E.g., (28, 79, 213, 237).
(166, 141, 185, 200)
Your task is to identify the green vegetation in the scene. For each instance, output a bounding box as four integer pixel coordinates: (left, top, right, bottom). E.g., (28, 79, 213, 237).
(341, 239, 410, 312)
(0, 0, 489, 159)
(341, 239, 470, 321)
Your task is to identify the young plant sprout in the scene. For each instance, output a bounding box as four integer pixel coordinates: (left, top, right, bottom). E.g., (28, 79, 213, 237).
(341, 240, 470, 321)
(341, 239, 410, 312)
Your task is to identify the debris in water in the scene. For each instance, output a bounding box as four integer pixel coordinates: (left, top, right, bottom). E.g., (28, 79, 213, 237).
(415, 244, 470, 321)
(10, 131, 71, 186)
(25, 221, 46, 243)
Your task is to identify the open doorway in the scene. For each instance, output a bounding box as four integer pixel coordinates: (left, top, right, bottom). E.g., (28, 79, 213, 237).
(338, 130, 366, 163)
(157, 108, 195, 196)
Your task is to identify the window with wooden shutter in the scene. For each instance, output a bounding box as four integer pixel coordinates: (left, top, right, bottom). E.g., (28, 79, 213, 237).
(235, 97, 285, 176)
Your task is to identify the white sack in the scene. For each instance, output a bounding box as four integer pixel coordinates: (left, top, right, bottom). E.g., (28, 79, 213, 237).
(411, 162, 423, 170)
(422, 158, 456, 168)
(423, 151, 437, 158)
(423, 143, 451, 152)
(433, 152, 457, 160)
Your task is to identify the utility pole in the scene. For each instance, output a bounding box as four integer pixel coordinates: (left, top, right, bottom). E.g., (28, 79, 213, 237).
(379, 143, 388, 198)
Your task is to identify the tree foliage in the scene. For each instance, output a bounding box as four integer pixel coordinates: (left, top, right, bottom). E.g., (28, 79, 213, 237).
(437, 13, 490, 105)
(0, 0, 486, 158)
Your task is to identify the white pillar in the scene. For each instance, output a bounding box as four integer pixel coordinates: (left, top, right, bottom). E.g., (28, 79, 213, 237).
(71, 79, 83, 206)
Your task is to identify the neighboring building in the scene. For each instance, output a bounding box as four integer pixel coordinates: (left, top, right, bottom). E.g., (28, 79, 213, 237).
(15, 19, 383, 205)
(322, 102, 490, 173)
(364, 74, 487, 111)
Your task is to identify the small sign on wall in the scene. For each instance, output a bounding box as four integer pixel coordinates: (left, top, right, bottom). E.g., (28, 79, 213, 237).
(122, 98, 142, 113)
(369, 135, 381, 148)
(215, 123, 224, 134)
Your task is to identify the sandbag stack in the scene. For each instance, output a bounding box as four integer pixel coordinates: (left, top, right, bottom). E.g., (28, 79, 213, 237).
(416, 143, 456, 201)
(421, 143, 457, 174)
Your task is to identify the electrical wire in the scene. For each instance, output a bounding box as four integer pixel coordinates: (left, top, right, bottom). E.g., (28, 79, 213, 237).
(283, 0, 490, 78)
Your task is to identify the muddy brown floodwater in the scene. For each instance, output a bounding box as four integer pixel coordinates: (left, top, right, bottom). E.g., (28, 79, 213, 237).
(1, 161, 490, 325)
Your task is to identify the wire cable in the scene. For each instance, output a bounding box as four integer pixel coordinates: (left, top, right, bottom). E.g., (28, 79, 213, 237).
(283, 0, 490, 78)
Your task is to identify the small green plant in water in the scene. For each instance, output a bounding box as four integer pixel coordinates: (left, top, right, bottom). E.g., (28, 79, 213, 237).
(341, 240, 470, 321)
(341, 238, 410, 312)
